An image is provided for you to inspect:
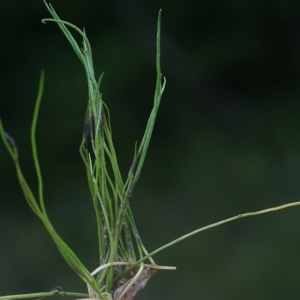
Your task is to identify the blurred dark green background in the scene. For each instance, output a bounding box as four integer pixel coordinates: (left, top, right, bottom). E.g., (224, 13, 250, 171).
(1, 0, 300, 299)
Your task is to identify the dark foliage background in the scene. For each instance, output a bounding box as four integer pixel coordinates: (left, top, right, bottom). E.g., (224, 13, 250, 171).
(1, 1, 300, 299)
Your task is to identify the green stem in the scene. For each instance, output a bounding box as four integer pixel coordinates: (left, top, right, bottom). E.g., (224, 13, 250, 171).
(114, 200, 300, 280)
(0, 291, 89, 300)
(31, 71, 46, 215)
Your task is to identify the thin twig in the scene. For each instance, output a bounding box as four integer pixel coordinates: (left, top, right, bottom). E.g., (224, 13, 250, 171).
(91, 261, 175, 276)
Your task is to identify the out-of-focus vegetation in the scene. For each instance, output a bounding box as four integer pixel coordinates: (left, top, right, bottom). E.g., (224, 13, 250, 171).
(1, 1, 300, 299)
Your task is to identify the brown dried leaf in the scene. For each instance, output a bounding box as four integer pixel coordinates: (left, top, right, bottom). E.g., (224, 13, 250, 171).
(113, 268, 157, 300)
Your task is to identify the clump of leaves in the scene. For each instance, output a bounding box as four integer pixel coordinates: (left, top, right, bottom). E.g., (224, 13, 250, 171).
(1, 2, 169, 300)
(1, 1, 300, 300)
